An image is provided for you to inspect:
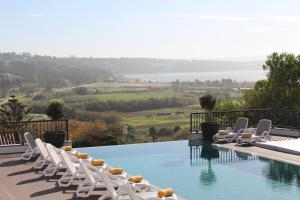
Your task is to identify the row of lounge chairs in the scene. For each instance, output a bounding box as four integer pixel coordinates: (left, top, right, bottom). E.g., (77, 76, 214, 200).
(213, 118, 272, 144)
(21, 132, 177, 200)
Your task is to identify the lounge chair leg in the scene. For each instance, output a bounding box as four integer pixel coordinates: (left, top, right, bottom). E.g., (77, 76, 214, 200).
(33, 156, 46, 169)
(58, 172, 74, 187)
(76, 181, 95, 198)
(22, 149, 34, 160)
(43, 163, 58, 177)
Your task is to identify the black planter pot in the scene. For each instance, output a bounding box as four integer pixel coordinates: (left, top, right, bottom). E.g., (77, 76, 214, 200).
(200, 121, 219, 141)
(43, 131, 65, 148)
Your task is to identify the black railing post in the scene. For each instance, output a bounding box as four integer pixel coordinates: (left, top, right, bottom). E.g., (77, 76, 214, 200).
(66, 120, 69, 141)
(190, 113, 193, 133)
(297, 111, 300, 131)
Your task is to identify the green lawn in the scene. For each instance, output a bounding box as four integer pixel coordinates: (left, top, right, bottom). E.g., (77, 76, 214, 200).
(63, 92, 182, 103)
(121, 104, 201, 133)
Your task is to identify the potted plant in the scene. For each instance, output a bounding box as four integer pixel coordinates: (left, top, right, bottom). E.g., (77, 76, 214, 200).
(44, 101, 65, 148)
(199, 95, 219, 141)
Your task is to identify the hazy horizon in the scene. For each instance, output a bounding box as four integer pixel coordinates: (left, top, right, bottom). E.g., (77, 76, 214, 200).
(0, 51, 268, 62)
(1, 0, 300, 60)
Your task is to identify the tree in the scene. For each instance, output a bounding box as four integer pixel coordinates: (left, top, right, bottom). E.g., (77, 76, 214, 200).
(199, 95, 216, 111)
(199, 95, 216, 121)
(126, 125, 136, 143)
(148, 126, 158, 142)
(244, 52, 300, 109)
(45, 101, 64, 120)
(0, 95, 31, 122)
(173, 125, 181, 135)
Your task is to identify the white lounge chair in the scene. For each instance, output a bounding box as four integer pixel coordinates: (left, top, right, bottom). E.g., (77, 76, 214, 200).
(98, 169, 151, 200)
(58, 150, 84, 187)
(237, 119, 272, 144)
(97, 168, 126, 200)
(32, 138, 50, 169)
(76, 159, 106, 198)
(213, 117, 248, 142)
(43, 143, 66, 177)
(124, 181, 177, 200)
(22, 132, 39, 160)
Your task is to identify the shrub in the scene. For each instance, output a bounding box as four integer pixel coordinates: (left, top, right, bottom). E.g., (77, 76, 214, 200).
(199, 95, 216, 111)
(68, 120, 105, 140)
(158, 128, 173, 136)
(73, 87, 88, 95)
(69, 120, 124, 147)
(173, 125, 181, 134)
(73, 134, 122, 147)
(45, 101, 64, 120)
(148, 127, 158, 142)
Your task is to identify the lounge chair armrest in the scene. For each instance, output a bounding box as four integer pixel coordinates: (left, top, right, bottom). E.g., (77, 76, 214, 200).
(226, 127, 233, 131)
(236, 128, 245, 135)
(261, 131, 270, 139)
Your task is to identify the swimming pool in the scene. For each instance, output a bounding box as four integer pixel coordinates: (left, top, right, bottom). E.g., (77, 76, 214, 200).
(77, 140, 300, 200)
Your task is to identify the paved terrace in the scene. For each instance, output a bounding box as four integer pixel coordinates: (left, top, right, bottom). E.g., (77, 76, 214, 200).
(0, 154, 101, 200)
(213, 136, 300, 166)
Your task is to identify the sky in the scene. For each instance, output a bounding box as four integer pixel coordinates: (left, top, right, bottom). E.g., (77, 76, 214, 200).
(1, 0, 300, 60)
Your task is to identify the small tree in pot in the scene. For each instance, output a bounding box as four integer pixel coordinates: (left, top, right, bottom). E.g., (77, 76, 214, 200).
(199, 95, 219, 141)
(44, 101, 65, 147)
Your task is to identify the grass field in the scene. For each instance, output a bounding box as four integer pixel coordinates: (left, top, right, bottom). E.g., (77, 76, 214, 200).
(120, 104, 201, 142)
(63, 91, 182, 103)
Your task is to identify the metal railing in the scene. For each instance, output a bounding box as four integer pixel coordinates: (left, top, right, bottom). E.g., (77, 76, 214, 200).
(0, 120, 69, 145)
(190, 109, 300, 133)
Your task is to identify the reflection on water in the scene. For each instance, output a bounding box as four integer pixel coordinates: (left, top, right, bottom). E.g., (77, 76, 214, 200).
(189, 140, 258, 165)
(199, 142, 219, 186)
(189, 140, 300, 190)
(83, 140, 300, 199)
(261, 159, 300, 187)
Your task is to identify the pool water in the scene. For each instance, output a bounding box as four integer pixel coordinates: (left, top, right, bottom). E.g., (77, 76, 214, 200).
(78, 140, 300, 200)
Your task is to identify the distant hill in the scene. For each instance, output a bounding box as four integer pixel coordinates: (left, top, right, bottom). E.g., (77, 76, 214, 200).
(0, 52, 114, 89)
(94, 58, 264, 74)
(0, 52, 264, 92)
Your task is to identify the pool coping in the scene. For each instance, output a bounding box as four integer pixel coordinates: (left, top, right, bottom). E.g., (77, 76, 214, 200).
(213, 142, 300, 167)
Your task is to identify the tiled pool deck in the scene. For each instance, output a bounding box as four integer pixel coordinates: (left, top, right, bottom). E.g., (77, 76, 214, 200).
(214, 142, 300, 166)
(0, 154, 101, 200)
(0, 154, 185, 200)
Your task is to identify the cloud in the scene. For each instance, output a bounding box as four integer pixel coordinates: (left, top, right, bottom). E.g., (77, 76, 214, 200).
(160, 13, 249, 21)
(271, 16, 300, 23)
(245, 27, 300, 35)
(26, 14, 45, 17)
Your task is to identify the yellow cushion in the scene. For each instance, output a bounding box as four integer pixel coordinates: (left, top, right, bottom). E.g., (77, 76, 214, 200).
(157, 188, 174, 198)
(241, 133, 253, 138)
(76, 153, 88, 159)
(91, 159, 105, 166)
(63, 146, 72, 151)
(218, 130, 229, 135)
(108, 167, 123, 175)
(128, 176, 143, 183)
